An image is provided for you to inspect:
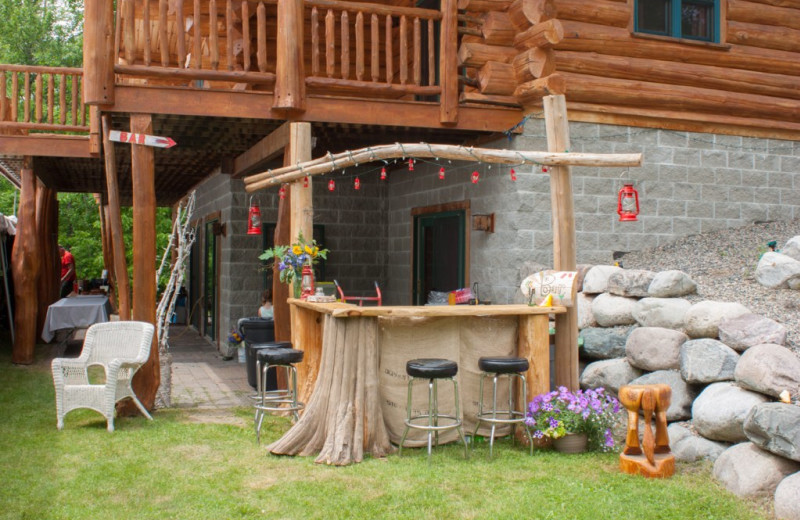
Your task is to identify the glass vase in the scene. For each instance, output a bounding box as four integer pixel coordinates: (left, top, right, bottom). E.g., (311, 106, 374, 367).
(292, 279, 302, 299)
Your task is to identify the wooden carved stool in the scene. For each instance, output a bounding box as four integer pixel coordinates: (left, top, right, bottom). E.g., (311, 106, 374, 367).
(618, 384, 675, 478)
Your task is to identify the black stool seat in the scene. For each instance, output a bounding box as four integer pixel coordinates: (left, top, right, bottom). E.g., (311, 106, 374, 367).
(478, 356, 529, 374)
(252, 341, 293, 350)
(257, 347, 304, 365)
(406, 358, 458, 379)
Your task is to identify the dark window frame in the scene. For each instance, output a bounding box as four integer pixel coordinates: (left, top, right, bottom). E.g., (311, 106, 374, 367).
(634, 0, 720, 43)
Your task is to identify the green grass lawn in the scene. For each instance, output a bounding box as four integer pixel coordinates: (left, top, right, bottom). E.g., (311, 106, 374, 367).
(0, 343, 771, 520)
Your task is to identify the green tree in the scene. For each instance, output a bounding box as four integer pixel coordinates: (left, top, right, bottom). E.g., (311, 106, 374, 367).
(0, 0, 83, 67)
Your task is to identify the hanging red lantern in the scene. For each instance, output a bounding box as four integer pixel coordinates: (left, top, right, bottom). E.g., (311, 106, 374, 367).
(408, 158, 414, 171)
(247, 197, 261, 235)
(510, 168, 517, 181)
(471, 171, 479, 184)
(328, 179, 335, 192)
(380, 167, 387, 180)
(303, 175, 309, 188)
(278, 185, 286, 200)
(300, 265, 315, 299)
(439, 167, 445, 180)
(354, 176, 361, 190)
(542, 165, 548, 173)
(617, 183, 640, 222)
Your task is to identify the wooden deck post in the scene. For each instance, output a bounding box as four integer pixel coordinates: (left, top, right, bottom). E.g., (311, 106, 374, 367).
(11, 157, 40, 364)
(543, 95, 579, 390)
(288, 122, 312, 242)
(440, 0, 459, 124)
(83, 0, 115, 105)
(36, 184, 59, 341)
(128, 113, 160, 411)
(274, 0, 306, 111)
(102, 114, 131, 320)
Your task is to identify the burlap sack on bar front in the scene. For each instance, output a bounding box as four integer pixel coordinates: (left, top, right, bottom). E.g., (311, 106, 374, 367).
(379, 315, 518, 447)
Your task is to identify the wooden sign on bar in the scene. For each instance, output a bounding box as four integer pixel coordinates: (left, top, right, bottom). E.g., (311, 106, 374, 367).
(108, 130, 176, 148)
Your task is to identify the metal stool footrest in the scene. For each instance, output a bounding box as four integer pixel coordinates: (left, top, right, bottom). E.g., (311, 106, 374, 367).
(475, 410, 527, 425)
(404, 413, 463, 431)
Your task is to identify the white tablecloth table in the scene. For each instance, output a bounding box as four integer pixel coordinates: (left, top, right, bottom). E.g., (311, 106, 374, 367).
(41, 295, 112, 343)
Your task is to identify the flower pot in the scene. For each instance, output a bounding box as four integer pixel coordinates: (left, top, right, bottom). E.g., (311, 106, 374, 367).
(553, 432, 588, 454)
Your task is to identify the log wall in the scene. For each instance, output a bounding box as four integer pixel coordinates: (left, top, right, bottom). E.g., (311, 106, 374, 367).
(457, 0, 800, 138)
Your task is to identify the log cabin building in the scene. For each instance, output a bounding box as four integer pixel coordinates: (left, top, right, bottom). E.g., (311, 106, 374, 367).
(1, 0, 798, 377)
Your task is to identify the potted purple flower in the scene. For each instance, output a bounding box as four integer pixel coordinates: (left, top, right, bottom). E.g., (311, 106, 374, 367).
(525, 386, 621, 453)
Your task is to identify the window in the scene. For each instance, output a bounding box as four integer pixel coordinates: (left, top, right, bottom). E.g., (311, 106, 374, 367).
(635, 0, 719, 43)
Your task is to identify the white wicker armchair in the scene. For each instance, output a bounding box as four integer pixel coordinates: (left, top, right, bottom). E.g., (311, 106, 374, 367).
(51, 321, 155, 432)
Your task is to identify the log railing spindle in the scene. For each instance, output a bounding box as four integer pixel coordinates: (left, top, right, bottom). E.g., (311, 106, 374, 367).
(71, 75, 78, 126)
(355, 12, 364, 81)
(257, 1, 268, 72)
(242, 0, 251, 72)
(143, 0, 151, 66)
(124, 0, 135, 64)
(385, 15, 393, 83)
(35, 73, 43, 123)
(0, 71, 6, 121)
(47, 75, 54, 124)
(210, 0, 219, 69)
(370, 14, 379, 83)
(413, 17, 421, 86)
(326, 9, 335, 78)
(11, 72, 18, 121)
(23, 73, 30, 123)
(59, 75, 66, 125)
(194, 0, 202, 69)
(226, 0, 234, 70)
(159, 0, 169, 66)
(79, 76, 85, 126)
(311, 7, 320, 76)
(176, 0, 187, 67)
(428, 19, 435, 86)
(340, 11, 350, 80)
(399, 16, 408, 85)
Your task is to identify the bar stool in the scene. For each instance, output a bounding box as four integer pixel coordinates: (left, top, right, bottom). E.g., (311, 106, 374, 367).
(254, 346, 304, 444)
(398, 358, 469, 461)
(474, 356, 534, 457)
(251, 341, 293, 401)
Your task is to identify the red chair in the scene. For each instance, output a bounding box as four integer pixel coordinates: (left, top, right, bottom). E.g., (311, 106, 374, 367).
(334, 280, 382, 306)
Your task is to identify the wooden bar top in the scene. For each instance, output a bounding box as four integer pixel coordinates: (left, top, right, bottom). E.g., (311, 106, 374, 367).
(289, 299, 567, 318)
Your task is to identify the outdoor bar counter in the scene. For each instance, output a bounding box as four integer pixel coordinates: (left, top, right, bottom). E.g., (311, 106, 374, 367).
(267, 299, 567, 465)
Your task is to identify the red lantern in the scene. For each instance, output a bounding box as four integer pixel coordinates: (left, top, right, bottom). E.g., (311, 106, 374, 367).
(354, 176, 361, 190)
(303, 175, 309, 188)
(278, 185, 286, 200)
(510, 168, 517, 181)
(439, 167, 445, 180)
(408, 158, 414, 171)
(328, 179, 335, 191)
(471, 171, 479, 184)
(617, 183, 640, 221)
(380, 167, 387, 180)
(542, 165, 548, 173)
(247, 198, 261, 235)
(300, 265, 315, 299)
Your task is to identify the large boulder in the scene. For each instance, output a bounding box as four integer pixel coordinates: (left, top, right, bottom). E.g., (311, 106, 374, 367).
(718, 313, 787, 351)
(626, 327, 688, 372)
(668, 423, 728, 463)
(580, 358, 642, 395)
(582, 265, 622, 294)
(783, 236, 800, 261)
(680, 338, 739, 384)
(579, 326, 631, 360)
(574, 264, 594, 293)
(775, 472, 800, 520)
(744, 403, 800, 462)
(607, 269, 657, 298)
(577, 293, 597, 329)
(713, 442, 800, 498)
(684, 300, 750, 338)
(629, 370, 696, 421)
(692, 382, 770, 443)
(648, 270, 697, 297)
(591, 293, 638, 327)
(755, 252, 800, 289)
(734, 343, 800, 399)
(632, 297, 691, 330)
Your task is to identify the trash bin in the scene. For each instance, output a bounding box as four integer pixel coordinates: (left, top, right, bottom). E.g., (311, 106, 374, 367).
(238, 317, 275, 389)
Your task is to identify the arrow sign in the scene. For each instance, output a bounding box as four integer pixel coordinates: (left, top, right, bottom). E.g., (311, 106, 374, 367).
(108, 130, 177, 149)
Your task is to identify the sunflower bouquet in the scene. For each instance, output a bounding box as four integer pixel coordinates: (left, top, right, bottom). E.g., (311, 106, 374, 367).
(259, 232, 328, 285)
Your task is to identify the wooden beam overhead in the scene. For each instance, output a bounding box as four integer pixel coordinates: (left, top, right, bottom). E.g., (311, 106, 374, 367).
(0, 135, 93, 158)
(232, 121, 291, 178)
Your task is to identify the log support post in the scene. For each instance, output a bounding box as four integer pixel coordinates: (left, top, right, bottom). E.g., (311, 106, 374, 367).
(440, 0, 458, 124)
(274, 0, 306, 111)
(102, 114, 131, 320)
(36, 183, 59, 341)
(543, 95, 578, 390)
(128, 113, 160, 411)
(11, 157, 40, 364)
(83, 0, 115, 105)
(288, 122, 312, 243)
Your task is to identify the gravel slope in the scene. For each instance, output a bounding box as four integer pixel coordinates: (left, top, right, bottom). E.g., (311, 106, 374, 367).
(619, 219, 800, 351)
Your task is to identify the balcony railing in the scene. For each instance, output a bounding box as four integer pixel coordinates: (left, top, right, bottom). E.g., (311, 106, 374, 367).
(0, 65, 88, 133)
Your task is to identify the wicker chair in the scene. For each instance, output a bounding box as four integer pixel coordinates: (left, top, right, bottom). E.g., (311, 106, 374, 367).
(51, 321, 155, 432)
